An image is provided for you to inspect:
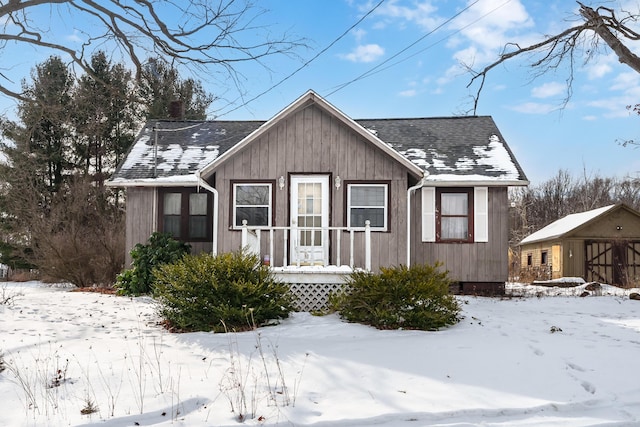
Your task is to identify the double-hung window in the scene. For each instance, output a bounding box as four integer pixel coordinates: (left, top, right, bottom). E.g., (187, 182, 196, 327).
(346, 182, 389, 231)
(421, 186, 488, 243)
(159, 188, 211, 241)
(232, 182, 273, 227)
(438, 188, 472, 242)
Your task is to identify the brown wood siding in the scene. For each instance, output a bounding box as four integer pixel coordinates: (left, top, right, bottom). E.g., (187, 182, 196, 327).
(411, 187, 509, 283)
(208, 104, 410, 270)
(125, 187, 157, 266)
(573, 209, 640, 240)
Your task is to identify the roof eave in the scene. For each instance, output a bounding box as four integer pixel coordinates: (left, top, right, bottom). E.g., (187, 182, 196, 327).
(105, 178, 200, 188)
(423, 178, 529, 187)
(518, 234, 563, 246)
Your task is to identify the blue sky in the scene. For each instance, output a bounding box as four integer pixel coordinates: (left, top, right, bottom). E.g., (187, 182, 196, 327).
(1, 0, 639, 185)
(213, 0, 640, 185)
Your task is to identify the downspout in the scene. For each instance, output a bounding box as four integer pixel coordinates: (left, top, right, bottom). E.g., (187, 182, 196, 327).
(406, 173, 429, 268)
(196, 172, 219, 256)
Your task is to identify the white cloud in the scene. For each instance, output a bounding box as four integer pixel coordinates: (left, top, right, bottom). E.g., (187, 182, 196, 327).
(66, 29, 84, 44)
(437, 0, 539, 88)
(340, 44, 385, 63)
(509, 102, 558, 115)
(449, 0, 535, 52)
(585, 54, 616, 80)
(436, 64, 463, 86)
(399, 89, 417, 97)
(582, 115, 598, 121)
(609, 72, 640, 92)
(531, 82, 566, 99)
(583, 73, 640, 118)
(369, 0, 442, 31)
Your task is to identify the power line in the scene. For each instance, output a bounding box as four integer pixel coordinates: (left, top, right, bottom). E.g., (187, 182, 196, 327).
(325, 0, 485, 97)
(353, 0, 515, 82)
(214, 0, 387, 118)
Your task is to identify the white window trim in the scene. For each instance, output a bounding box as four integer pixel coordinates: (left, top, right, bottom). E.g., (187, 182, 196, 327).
(421, 186, 488, 243)
(232, 182, 273, 229)
(347, 183, 388, 231)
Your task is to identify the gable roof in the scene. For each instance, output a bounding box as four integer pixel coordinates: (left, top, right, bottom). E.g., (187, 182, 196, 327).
(198, 90, 424, 179)
(108, 90, 528, 187)
(519, 204, 617, 245)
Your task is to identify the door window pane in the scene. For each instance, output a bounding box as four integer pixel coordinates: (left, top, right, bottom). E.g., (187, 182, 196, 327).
(296, 182, 324, 246)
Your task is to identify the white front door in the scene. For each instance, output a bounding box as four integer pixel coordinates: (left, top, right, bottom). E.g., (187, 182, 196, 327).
(290, 175, 329, 265)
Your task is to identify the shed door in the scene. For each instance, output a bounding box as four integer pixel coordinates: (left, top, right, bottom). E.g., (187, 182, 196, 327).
(290, 175, 329, 265)
(585, 240, 640, 286)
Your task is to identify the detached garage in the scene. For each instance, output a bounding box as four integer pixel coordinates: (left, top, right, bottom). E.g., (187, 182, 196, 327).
(519, 204, 640, 287)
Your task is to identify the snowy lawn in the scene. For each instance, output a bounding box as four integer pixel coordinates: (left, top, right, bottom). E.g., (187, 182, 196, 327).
(1, 281, 639, 426)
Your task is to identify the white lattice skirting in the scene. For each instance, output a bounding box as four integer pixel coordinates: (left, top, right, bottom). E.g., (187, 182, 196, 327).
(287, 282, 346, 312)
(272, 266, 352, 312)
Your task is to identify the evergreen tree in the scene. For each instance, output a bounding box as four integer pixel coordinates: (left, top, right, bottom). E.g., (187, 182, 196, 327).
(16, 56, 75, 195)
(73, 51, 140, 185)
(140, 57, 215, 120)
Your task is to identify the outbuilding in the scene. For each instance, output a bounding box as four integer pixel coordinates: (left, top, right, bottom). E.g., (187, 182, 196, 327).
(519, 204, 640, 286)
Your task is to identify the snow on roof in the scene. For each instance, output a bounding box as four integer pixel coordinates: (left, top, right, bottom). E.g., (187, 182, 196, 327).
(118, 133, 220, 174)
(110, 121, 261, 184)
(110, 103, 528, 186)
(473, 134, 522, 179)
(520, 205, 617, 245)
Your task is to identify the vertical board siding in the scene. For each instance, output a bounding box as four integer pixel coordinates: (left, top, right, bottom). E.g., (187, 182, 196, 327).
(211, 104, 410, 270)
(125, 187, 156, 266)
(411, 186, 508, 283)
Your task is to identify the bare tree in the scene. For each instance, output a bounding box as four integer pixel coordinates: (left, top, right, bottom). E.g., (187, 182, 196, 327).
(0, 1, 302, 104)
(468, 1, 640, 114)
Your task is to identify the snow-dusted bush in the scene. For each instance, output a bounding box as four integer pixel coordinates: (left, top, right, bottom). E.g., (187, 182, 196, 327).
(115, 232, 190, 295)
(331, 264, 461, 330)
(153, 251, 294, 332)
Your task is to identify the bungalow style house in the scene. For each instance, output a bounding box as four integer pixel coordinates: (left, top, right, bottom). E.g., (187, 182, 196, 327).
(519, 204, 640, 287)
(108, 90, 528, 300)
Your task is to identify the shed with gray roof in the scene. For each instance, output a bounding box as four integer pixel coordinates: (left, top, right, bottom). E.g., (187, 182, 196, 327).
(518, 203, 640, 286)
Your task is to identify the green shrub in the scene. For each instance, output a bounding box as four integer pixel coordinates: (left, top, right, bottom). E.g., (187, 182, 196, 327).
(331, 264, 461, 331)
(115, 232, 190, 295)
(153, 251, 294, 332)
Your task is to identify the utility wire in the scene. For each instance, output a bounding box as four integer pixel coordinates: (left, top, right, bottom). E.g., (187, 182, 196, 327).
(215, 0, 387, 118)
(325, 0, 483, 97)
(352, 0, 514, 81)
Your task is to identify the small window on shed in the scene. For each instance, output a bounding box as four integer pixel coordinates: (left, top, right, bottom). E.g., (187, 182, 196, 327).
(541, 251, 548, 265)
(527, 253, 532, 266)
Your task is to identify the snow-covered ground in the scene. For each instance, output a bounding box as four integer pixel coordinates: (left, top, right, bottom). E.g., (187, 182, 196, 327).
(1, 280, 640, 426)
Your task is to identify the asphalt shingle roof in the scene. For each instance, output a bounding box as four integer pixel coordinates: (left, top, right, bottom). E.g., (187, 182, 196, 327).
(109, 116, 528, 184)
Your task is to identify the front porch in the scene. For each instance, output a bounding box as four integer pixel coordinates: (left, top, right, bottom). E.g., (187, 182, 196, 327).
(240, 221, 373, 311)
(240, 220, 372, 270)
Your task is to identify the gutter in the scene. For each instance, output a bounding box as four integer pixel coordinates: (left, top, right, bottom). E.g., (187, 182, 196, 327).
(406, 174, 429, 268)
(195, 171, 219, 256)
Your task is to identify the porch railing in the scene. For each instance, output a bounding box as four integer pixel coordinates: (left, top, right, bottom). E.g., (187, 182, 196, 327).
(240, 220, 371, 271)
